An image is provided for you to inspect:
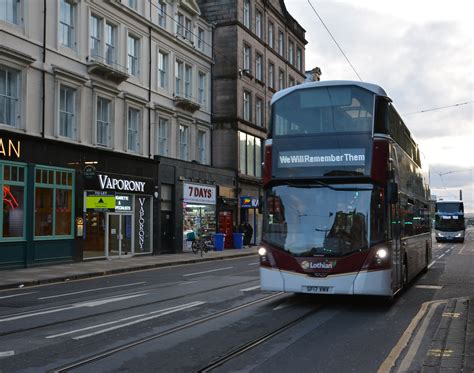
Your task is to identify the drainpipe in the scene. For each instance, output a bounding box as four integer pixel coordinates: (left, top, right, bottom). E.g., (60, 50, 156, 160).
(41, 0, 47, 138)
(148, 25, 152, 158)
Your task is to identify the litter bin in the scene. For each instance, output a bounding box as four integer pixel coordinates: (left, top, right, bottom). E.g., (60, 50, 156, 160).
(214, 233, 226, 251)
(233, 233, 244, 249)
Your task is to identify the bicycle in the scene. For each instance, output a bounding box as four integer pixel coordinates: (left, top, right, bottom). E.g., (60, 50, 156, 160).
(191, 235, 214, 257)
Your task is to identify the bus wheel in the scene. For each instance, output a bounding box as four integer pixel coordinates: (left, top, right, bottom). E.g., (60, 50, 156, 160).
(402, 257, 408, 288)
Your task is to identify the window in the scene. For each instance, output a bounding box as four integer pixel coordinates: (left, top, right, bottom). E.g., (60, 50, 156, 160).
(34, 167, 74, 238)
(96, 97, 111, 146)
(256, 97, 263, 127)
(90, 15, 101, 58)
(243, 0, 250, 28)
(157, 117, 169, 156)
(289, 76, 295, 87)
(60, 0, 75, 49)
(127, 0, 137, 10)
(268, 63, 274, 89)
(255, 10, 262, 38)
(158, 51, 169, 89)
(198, 72, 207, 106)
(175, 60, 183, 96)
(184, 64, 192, 99)
(198, 130, 206, 164)
(127, 107, 140, 152)
(0, 0, 19, 25)
(278, 69, 285, 91)
(239, 132, 262, 177)
(197, 27, 205, 51)
(278, 31, 284, 56)
(89, 16, 116, 65)
(0, 66, 19, 127)
(127, 35, 139, 76)
(158, 1, 166, 28)
(288, 40, 294, 65)
(243, 45, 251, 71)
(59, 85, 75, 138)
(0, 162, 26, 240)
(105, 22, 117, 65)
(177, 13, 184, 37)
(184, 17, 192, 40)
(179, 124, 188, 160)
(243, 91, 251, 121)
(255, 54, 263, 81)
(268, 22, 274, 48)
(296, 48, 302, 71)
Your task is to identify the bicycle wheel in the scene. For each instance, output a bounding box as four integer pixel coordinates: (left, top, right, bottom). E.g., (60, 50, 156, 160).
(191, 240, 199, 254)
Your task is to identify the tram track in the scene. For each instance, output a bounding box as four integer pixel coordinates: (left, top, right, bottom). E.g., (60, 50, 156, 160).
(196, 305, 322, 372)
(0, 278, 259, 338)
(49, 292, 286, 373)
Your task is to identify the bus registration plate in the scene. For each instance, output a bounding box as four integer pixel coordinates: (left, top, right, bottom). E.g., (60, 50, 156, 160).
(302, 285, 333, 294)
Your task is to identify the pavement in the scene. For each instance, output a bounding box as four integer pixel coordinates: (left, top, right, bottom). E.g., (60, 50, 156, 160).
(0, 246, 259, 290)
(0, 246, 472, 372)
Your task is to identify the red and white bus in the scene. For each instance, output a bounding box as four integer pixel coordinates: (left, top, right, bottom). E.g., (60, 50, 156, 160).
(259, 81, 431, 297)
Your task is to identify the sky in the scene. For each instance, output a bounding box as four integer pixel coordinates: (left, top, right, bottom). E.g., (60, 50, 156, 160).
(285, 0, 474, 213)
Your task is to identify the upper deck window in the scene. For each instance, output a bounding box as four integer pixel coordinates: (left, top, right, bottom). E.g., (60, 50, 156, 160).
(272, 86, 374, 137)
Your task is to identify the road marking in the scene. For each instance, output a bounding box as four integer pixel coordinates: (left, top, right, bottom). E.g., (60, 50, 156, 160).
(0, 292, 37, 300)
(378, 299, 447, 373)
(248, 262, 260, 266)
(415, 285, 443, 290)
(0, 293, 148, 322)
(183, 267, 233, 277)
(438, 253, 445, 259)
(427, 261, 436, 269)
(0, 350, 15, 358)
(72, 301, 206, 340)
(178, 281, 198, 286)
(38, 282, 147, 300)
(241, 285, 260, 292)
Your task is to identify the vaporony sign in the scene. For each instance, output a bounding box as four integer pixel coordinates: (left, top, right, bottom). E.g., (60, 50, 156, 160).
(278, 148, 366, 168)
(98, 174, 146, 192)
(183, 182, 216, 205)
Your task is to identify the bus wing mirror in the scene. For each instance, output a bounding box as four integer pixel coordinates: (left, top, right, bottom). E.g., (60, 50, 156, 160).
(387, 182, 398, 204)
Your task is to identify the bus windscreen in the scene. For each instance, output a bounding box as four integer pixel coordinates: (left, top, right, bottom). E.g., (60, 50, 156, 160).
(272, 86, 374, 136)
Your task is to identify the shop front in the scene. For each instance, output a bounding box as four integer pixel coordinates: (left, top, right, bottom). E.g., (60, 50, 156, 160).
(183, 182, 216, 248)
(83, 173, 154, 259)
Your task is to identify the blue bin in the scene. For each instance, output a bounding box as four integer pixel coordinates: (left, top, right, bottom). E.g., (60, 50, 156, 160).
(233, 233, 244, 249)
(214, 233, 226, 251)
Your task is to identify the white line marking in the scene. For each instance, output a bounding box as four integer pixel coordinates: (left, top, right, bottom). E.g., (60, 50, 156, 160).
(241, 285, 260, 292)
(0, 292, 37, 300)
(178, 281, 198, 286)
(0, 350, 15, 357)
(248, 262, 260, 266)
(415, 285, 443, 290)
(72, 301, 205, 340)
(438, 253, 446, 259)
(0, 293, 148, 322)
(183, 267, 233, 277)
(38, 282, 146, 300)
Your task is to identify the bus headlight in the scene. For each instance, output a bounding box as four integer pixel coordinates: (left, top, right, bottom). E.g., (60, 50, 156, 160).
(258, 247, 267, 256)
(376, 248, 388, 259)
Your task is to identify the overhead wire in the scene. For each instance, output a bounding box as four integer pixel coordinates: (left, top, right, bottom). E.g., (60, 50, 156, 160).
(306, 0, 362, 81)
(403, 101, 473, 116)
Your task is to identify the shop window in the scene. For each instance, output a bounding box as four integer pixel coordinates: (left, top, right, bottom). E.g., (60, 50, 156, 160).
(34, 166, 74, 238)
(0, 162, 26, 240)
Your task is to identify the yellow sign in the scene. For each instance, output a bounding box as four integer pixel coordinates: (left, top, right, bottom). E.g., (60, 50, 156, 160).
(86, 195, 115, 210)
(0, 138, 21, 158)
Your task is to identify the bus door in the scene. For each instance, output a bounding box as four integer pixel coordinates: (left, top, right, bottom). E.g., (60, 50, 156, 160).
(391, 203, 403, 291)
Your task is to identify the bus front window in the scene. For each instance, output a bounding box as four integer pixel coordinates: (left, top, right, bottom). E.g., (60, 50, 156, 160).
(263, 184, 375, 257)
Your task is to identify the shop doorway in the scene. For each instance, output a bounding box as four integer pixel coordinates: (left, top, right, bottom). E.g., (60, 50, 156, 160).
(161, 210, 174, 253)
(107, 214, 133, 257)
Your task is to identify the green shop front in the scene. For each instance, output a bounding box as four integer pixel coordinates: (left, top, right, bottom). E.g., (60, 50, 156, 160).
(0, 131, 158, 269)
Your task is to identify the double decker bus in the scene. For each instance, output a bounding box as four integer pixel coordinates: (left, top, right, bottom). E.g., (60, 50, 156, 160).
(259, 81, 431, 297)
(434, 200, 465, 242)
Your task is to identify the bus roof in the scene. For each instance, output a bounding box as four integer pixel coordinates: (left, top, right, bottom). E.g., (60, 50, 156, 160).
(437, 200, 463, 204)
(271, 80, 389, 105)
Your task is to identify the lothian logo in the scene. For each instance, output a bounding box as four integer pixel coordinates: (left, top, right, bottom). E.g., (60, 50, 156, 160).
(301, 260, 336, 270)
